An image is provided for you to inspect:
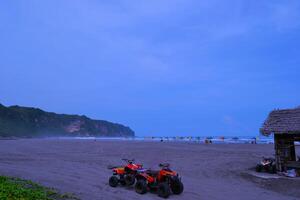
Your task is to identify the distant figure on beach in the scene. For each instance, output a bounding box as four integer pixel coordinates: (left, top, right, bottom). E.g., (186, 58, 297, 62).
(205, 139, 212, 144)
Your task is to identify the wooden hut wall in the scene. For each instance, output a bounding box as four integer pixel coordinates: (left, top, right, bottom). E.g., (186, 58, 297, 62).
(274, 134, 296, 172)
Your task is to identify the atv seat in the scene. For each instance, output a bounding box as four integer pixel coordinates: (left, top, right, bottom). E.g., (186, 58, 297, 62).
(146, 170, 159, 176)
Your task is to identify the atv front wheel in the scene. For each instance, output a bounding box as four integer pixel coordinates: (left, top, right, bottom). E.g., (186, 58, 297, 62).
(157, 182, 171, 198)
(109, 176, 119, 187)
(125, 174, 136, 186)
(135, 179, 148, 194)
(171, 177, 184, 195)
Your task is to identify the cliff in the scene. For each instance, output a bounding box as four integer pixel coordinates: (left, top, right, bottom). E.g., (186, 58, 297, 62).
(0, 104, 134, 137)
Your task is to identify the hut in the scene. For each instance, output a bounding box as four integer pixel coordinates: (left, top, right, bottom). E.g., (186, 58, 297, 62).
(260, 107, 300, 172)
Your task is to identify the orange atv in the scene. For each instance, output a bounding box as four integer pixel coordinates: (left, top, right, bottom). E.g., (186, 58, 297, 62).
(134, 163, 184, 198)
(108, 159, 143, 187)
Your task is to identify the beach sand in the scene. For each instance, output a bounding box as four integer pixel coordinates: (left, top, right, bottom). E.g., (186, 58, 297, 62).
(0, 139, 299, 200)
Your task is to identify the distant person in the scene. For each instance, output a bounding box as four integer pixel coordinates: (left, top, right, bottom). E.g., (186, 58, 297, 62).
(205, 139, 212, 144)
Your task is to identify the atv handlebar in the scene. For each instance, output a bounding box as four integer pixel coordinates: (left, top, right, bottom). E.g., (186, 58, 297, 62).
(107, 165, 122, 170)
(122, 158, 135, 164)
(159, 163, 170, 168)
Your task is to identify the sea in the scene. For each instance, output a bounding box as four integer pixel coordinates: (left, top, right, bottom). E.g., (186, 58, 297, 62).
(56, 135, 276, 144)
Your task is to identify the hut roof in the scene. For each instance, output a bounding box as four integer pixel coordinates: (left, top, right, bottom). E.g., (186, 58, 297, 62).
(260, 107, 300, 136)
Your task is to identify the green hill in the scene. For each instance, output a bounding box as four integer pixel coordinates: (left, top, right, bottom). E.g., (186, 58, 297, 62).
(0, 104, 134, 138)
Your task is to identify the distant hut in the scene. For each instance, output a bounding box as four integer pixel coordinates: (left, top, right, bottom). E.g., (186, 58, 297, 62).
(260, 107, 300, 172)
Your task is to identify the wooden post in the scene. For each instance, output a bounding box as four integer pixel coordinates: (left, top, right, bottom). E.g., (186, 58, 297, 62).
(290, 137, 296, 161)
(274, 134, 281, 172)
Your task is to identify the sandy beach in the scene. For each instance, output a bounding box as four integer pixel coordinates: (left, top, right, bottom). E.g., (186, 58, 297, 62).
(0, 139, 299, 200)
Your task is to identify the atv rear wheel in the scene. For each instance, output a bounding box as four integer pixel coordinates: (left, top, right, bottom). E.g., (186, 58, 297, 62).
(171, 177, 184, 195)
(125, 174, 136, 186)
(109, 176, 119, 187)
(157, 182, 171, 198)
(135, 179, 148, 194)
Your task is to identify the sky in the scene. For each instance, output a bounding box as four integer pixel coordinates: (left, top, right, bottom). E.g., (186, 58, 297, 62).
(0, 0, 300, 137)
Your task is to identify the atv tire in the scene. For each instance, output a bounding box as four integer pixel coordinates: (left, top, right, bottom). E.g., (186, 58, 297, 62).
(255, 164, 262, 172)
(135, 179, 148, 194)
(125, 174, 135, 186)
(120, 180, 126, 186)
(119, 175, 126, 186)
(109, 176, 119, 187)
(158, 182, 171, 198)
(171, 177, 184, 195)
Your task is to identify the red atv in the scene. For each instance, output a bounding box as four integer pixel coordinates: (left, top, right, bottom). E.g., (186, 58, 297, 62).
(134, 163, 184, 198)
(108, 159, 143, 187)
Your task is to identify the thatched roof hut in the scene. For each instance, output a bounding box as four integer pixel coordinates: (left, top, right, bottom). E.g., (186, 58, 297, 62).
(261, 107, 300, 135)
(261, 107, 300, 172)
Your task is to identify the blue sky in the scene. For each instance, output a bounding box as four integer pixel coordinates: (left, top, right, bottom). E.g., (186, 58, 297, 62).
(1, 0, 300, 136)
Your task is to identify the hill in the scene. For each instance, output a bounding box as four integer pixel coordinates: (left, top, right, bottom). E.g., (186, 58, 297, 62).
(0, 104, 134, 138)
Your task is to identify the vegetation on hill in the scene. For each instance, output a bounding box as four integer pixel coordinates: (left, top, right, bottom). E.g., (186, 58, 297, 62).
(0, 104, 134, 137)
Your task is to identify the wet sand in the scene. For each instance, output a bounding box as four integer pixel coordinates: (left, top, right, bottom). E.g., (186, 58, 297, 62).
(0, 139, 299, 200)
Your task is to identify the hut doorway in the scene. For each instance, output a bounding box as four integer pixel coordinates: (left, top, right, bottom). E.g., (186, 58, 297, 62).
(275, 134, 300, 172)
(274, 134, 296, 172)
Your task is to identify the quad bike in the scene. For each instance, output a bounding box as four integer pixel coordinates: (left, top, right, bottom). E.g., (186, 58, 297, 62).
(134, 163, 184, 198)
(256, 157, 276, 174)
(108, 159, 143, 187)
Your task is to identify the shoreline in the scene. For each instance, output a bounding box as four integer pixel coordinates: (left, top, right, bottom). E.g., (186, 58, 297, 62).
(1, 135, 274, 144)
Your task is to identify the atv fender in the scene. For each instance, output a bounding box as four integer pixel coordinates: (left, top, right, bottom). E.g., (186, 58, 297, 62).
(113, 168, 125, 175)
(136, 173, 155, 183)
(136, 173, 148, 180)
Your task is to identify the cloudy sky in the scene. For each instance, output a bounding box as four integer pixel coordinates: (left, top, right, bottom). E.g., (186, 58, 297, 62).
(1, 0, 300, 136)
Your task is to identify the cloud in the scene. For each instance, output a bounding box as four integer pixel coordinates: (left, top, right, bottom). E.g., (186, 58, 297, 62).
(268, 1, 300, 31)
(1, 0, 300, 136)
